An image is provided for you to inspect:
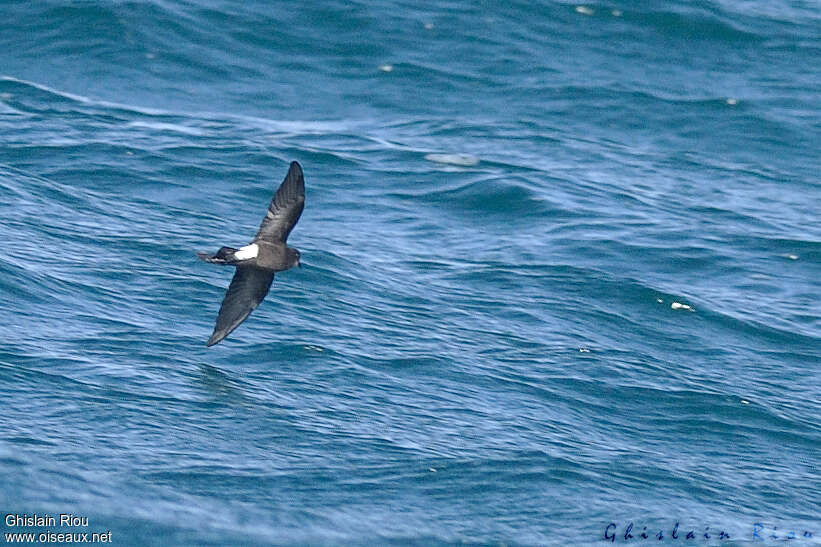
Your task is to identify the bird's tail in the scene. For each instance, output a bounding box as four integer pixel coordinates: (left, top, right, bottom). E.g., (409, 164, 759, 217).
(196, 247, 238, 265)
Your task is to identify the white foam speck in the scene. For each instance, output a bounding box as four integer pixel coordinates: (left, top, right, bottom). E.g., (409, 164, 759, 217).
(656, 298, 663, 303)
(726, 98, 738, 105)
(741, 399, 750, 404)
(378, 64, 394, 72)
(611, 9, 622, 16)
(576, 6, 594, 15)
(425, 153, 479, 166)
(579, 348, 590, 353)
(429, 467, 437, 472)
(671, 302, 694, 311)
(424, 22, 434, 29)
(785, 254, 798, 260)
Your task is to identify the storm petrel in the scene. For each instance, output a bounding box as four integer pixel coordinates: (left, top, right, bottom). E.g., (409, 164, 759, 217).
(197, 161, 305, 346)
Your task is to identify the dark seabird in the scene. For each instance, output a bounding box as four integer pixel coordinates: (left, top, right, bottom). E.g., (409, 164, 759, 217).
(197, 161, 305, 346)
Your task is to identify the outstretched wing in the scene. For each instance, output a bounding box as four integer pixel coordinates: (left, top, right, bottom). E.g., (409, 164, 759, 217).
(206, 266, 275, 346)
(255, 161, 305, 243)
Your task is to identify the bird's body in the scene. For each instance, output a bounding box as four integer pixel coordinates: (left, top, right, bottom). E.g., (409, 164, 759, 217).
(197, 161, 305, 346)
(198, 241, 299, 271)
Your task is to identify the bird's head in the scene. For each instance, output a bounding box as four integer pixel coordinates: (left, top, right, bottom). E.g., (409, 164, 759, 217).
(288, 247, 302, 269)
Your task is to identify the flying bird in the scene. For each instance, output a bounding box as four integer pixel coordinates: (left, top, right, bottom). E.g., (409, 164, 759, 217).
(197, 161, 305, 346)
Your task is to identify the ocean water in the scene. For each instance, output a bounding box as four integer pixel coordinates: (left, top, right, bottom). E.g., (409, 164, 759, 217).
(1, 1, 819, 545)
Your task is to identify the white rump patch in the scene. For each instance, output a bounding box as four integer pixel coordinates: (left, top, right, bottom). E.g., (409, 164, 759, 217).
(233, 244, 259, 261)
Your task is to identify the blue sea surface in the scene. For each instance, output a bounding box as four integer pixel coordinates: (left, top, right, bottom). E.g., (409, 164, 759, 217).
(1, 1, 819, 545)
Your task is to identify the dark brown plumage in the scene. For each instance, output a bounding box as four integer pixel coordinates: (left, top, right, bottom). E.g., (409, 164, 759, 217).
(197, 161, 305, 346)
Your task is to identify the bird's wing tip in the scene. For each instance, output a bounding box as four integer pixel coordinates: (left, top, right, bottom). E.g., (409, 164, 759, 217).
(288, 161, 304, 181)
